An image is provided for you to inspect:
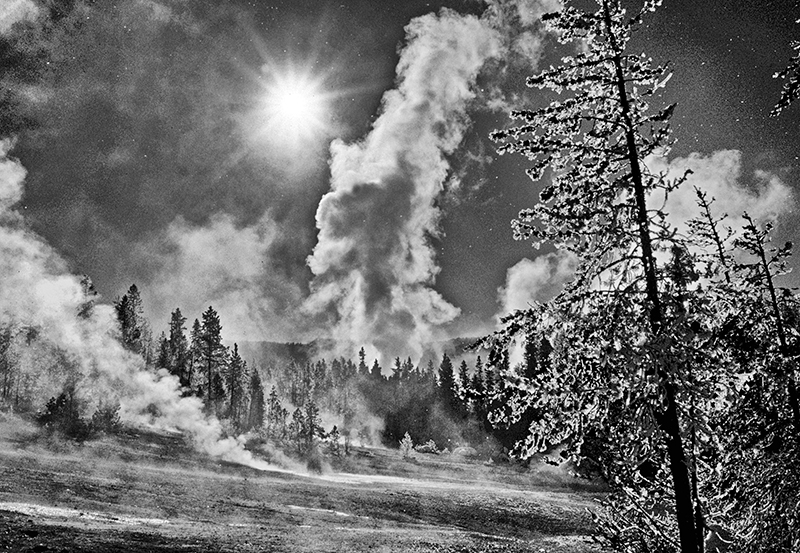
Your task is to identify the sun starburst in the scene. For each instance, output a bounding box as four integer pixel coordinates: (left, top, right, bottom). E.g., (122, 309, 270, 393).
(261, 70, 328, 148)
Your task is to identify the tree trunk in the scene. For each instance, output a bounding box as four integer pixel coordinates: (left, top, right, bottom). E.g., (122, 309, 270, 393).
(601, 2, 700, 550)
(748, 214, 800, 430)
(206, 347, 213, 406)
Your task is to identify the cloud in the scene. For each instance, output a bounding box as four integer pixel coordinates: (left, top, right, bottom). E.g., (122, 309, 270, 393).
(0, 0, 38, 35)
(0, 139, 25, 206)
(513, 30, 546, 65)
(647, 150, 794, 233)
(497, 250, 577, 315)
(133, 0, 189, 26)
(305, 9, 503, 361)
(483, 0, 562, 28)
(476, 0, 561, 115)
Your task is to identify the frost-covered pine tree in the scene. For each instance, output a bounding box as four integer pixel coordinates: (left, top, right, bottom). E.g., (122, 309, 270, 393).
(772, 22, 800, 116)
(487, 1, 708, 551)
(713, 215, 800, 551)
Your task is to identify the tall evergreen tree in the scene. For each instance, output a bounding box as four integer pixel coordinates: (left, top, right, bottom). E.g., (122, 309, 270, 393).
(470, 355, 485, 411)
(370, 359, 383, 381)
(390, 357, 402, 381)
(357, 347, 369, 376)
(330, 358, 344, 389)
(156, 332, 169, 370)
(437, 353, 459, 417)
(0, 327, 15, 404)
(188, 318, 202, 394)
(402, 357, 414, 380)
(343, 359, 357, 381)
(423, 359, 436, 386)
(246, 369, 266, 432)
(266, 385, 284, 438)
(167, 308, 190, 387)
(735, 216, 800, 427)
(302, 399, 324, 454)
(486, 1, 710, 550)
(114, 284, 151, 361)
(225, 343, 248, 431)
(709, 216, 800, 550)
(199, 306, 226, 407)
(211, 372, 226, 410)
(290, 407, 304, 453)
(457, 360, 469, 398)
(313, 359, 328, 398)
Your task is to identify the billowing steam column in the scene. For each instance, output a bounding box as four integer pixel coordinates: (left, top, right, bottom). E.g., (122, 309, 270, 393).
(305, 11, 501, 361)
(0, 140, 272, 469)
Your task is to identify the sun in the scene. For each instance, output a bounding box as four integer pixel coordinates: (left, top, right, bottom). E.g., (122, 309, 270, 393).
(244, 55, 360, 161)
(261, 70, 328, 148)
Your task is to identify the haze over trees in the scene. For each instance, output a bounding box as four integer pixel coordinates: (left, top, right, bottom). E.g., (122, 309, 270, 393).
(0, 276, 530, 465)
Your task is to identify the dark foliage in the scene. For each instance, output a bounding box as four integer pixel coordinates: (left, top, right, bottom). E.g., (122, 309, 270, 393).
(91, 401, 122, 434)
(36, 387, 92, 441)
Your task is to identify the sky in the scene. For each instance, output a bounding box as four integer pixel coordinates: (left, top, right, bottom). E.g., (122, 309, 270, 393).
(0, 0, 798, 360)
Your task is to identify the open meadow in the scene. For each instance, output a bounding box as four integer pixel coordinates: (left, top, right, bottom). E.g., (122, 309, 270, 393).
(0, 418, 605, 553)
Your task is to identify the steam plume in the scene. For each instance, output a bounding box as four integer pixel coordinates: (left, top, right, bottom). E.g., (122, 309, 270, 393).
(0, 0, 39, 35)
(647, 150, 794, 230)
(0, 139, 266, 468)
(498, 251, 577, 316)
(507, 0, 562, 25)
(142, 214, 305, 342)
(305, 10, 503, 361)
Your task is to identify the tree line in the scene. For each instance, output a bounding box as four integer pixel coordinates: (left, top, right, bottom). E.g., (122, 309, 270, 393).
(142, 291, 539, 459)
(0, 277, 543, 464)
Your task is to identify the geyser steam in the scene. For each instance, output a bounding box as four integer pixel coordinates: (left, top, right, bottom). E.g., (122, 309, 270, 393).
(305, 10, 502, 361)
(0, 139, 265, 468)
